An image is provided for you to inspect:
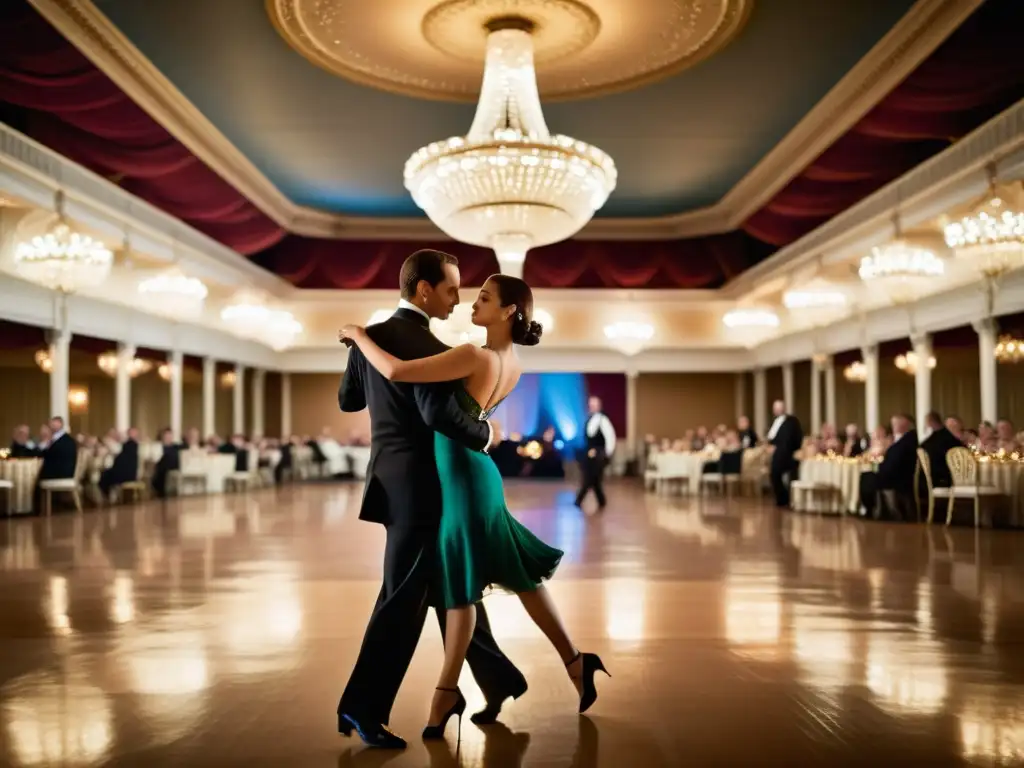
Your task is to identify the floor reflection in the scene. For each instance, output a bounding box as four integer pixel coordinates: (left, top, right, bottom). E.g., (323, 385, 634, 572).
(0, 482, 1023, 764)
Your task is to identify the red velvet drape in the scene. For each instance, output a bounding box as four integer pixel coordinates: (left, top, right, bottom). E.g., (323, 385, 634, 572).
(584, 373, 627, 440)
(1, 0, 1020, 287)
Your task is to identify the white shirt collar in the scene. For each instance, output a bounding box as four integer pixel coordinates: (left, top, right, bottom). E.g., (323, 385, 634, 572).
(398, 299, 429, 321)
(52, 429, 66, 441)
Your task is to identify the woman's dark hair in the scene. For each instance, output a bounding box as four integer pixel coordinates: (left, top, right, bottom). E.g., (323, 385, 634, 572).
(487, 274, 543, 346)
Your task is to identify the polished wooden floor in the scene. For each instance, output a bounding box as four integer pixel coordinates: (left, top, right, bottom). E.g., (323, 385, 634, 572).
(1, 480, 1024, 766)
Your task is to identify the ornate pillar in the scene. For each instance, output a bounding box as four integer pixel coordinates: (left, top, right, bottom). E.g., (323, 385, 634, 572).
(202, 357, 216, 438)
(280, 372, 292, 439)
(862, 344, 879, 432)
(115, 342, 135, 433)
(48, 327, 71, 423)
(824, 355, 837, 428)
(782, 362, 794, 411)
(251, 368, 265, 438)
(753, 367, 767, 438)
(912, 332, 933, 435)
(734, 372, 746, 422)
(625, 368, 638, 459)
(169, 350, 184, 441)
(810, 357, 823, 432)
(974, 318, 998, 425)
(233, 364, 246, 436)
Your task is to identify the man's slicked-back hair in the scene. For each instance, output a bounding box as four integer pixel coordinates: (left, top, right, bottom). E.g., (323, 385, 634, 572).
(399, 249, 458, 300)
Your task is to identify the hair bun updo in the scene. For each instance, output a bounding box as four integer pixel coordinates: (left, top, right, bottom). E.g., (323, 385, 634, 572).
(488, 273, 543, 346)
(511, 311, 543, 347)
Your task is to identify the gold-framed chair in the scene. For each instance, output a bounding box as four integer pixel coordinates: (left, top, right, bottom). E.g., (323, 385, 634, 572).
(916, 448, 938, 523)
(942, 446, 1003, 527)
(38, 448, 89, 516)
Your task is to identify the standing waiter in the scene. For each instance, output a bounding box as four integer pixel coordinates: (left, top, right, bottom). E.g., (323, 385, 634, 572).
(575, 396, 616, 512)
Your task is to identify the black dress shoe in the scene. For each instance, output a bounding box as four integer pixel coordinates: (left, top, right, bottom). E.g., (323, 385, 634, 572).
(471, 677, 528, 725)
(338, 713, 407, 749)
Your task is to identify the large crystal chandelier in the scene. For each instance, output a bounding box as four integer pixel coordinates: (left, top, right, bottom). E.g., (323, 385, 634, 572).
(221, 292, 271, 337)
(859, 241, 944, 304)
(403, 18, 617, 277)
(138, 269, 208, 319)
(13, 193, 113, 292)
(944, 180, 1024, 276)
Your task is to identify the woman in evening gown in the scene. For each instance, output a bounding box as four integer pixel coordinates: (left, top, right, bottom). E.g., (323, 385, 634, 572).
(339, 274, 608, 740)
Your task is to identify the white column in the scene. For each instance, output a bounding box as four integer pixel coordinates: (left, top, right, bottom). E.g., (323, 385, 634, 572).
(824, 355, 837, 428)
(753, 367, 767, 437)
(202, 357, 216, 438)
(810, 357, 823, 432)
(782, 362, 794, 410)
(734, 372, 746, 422)
(114, 342, 135, 433)
(862, 344, 879, 432)
(48, 328, 71, 423)
(251, 368, 265, 438)
(169, 350, 184, 441)
(233, 364, 246, 435)
(280, 372, 292, 438)
(625, 369, 638, 459)
(912, 332, 933, 435)
(974, 318, 998, 424)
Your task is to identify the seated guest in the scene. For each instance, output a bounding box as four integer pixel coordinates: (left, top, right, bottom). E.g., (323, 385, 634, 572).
(919, 411, 963, 490)
(9, 425, 36, 457)
(181, 427, 203, 451)
(865, 426, 891, 459)
(945, 416, 965, 443)
(33, 416, 78, 512)
(818, 423, 842, 453)
(151, 428, 181, 498)
(996, 419, 1020, 452)
(859, 414, 917, 520)
(98, 428, 141, 499)
(842, 424, 866, 457)
(737, 416, 758, 449)
(35, 424, 52, 452)
(975, 422, 998, 453)
(962, 427, 979, 446)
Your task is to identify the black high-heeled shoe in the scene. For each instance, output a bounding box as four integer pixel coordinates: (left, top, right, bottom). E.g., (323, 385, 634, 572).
(567, 652, 610, 714)
(422, 687, 466, 741)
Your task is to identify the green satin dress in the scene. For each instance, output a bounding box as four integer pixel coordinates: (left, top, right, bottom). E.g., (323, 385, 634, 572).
(432, 383, 564, 609)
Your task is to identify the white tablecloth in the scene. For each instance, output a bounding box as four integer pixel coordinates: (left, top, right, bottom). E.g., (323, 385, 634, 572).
(796, 458, 875, 514)
(0, 459, 42, 514)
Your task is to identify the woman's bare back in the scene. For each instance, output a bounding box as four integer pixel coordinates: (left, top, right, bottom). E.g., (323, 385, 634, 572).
(462, 347, 520, 413)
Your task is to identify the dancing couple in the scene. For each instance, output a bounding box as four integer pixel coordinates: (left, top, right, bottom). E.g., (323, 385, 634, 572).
(335, 249, 608, 749)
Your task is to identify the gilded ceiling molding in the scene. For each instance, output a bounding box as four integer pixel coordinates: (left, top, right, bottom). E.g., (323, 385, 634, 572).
(25, 0, 983, 242)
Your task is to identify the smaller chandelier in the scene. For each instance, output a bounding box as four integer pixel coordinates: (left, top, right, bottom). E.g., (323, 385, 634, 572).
(97, 352, 152, 378)
(859, 241, 944, 303)
(220, 370, 236, 388)
(222, 293, 271, 337)
(265, 310, 303, 351)
(14, 219, 113, 293)
(944, 182, 1024, 275)
(894, 351, 936, 375)
(995, 335, 1024, 364)
(843, 361, 867, 382)
(782, 290, 846, 310)
(604, 321, 654, 341)
(34, 349, 53, 373)
(138, 270, 208, 319)
(722, 309, 780, 328)
(157, 363, 176, 381)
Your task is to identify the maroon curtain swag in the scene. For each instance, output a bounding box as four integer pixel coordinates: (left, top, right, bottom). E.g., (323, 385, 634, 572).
(1, 0, 1020, 287)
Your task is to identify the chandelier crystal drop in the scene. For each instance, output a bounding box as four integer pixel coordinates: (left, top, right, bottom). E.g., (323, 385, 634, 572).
(722, 308, 780, 328)
(97, 352, 152, 378)
(13, 220, 113, 292)
(994, 335, 1024, 364)
(403, 21, 617, 276)
(843, 361, 867, 383)
(894, 351, 936, 375)
(138, 270, 208, 319)
(265, 310, 303, 351)
(944, 183, 1024, 276)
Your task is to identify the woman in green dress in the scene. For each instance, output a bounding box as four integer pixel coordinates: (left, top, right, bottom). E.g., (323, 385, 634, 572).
(339, 274, 608, 740)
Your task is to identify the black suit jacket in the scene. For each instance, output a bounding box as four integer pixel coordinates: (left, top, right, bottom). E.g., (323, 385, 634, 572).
(339, 308, 491, 528)
(38, 433, 77, 480)
(769, 415, 803, 470)
(739, 428, 759, 449)
(9, 441, 35, 458)
(105, 439, 139, 484)
(920, 426, 963, 488)
(876, 430, 919, 493)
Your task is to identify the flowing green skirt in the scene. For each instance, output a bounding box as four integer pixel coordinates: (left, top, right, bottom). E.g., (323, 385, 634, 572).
(433, 433, 564, 609)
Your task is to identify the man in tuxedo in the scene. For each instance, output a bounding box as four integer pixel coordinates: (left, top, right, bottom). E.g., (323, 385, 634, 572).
(861, 414, 918, 520)
(98, 427, 140, 499)
(33, 416, 77, 512)
(767, 400, 803, 508)
(920, 410, 963, 490)
(575, 396, 616, 512)
(336, 250, 526, 749)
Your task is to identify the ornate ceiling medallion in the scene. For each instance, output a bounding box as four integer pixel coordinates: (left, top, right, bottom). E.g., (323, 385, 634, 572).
(267, 0, 752, 102)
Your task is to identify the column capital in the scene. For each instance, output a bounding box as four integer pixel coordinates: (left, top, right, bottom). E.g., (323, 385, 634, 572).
(169, 348, 184, 363)
(910, 331, 932, 350)
(972, 317, 999, 336)
(860, 343, 878, 359)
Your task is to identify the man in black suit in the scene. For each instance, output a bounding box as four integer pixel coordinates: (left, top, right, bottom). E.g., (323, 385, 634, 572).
(861, 414, 919, 520)
(33, 416, 77, 512)
(98, 427, 140, 499)
(919, 410, 963, 490)
(335, 250, 525, 749)
(151, 428, 180, 498)
(766, 400, 803, 508)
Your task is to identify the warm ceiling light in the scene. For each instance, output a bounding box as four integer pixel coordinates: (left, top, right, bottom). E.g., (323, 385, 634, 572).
(843, 361, 867, 382)
(894, 351, 936, 375)
(68, 386, 89, 411)
(265, 310, 303, 351)
(858, 241, 944, 303)
(404, 19, 616, 277)
(722, 309, 780, 328)
(995, 335, 1024, 363)
(532, 308, 553, 333)
(138, 269, 208, 319)
(97, 352, 152, 378)
(220, 370, 236, 388)
(944, 181, 1024, 277)
(34, 349, 53, 373)
(221, 292, 271, 336)
(603, 321, 654, 341)
(782, 290, 847, 310)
